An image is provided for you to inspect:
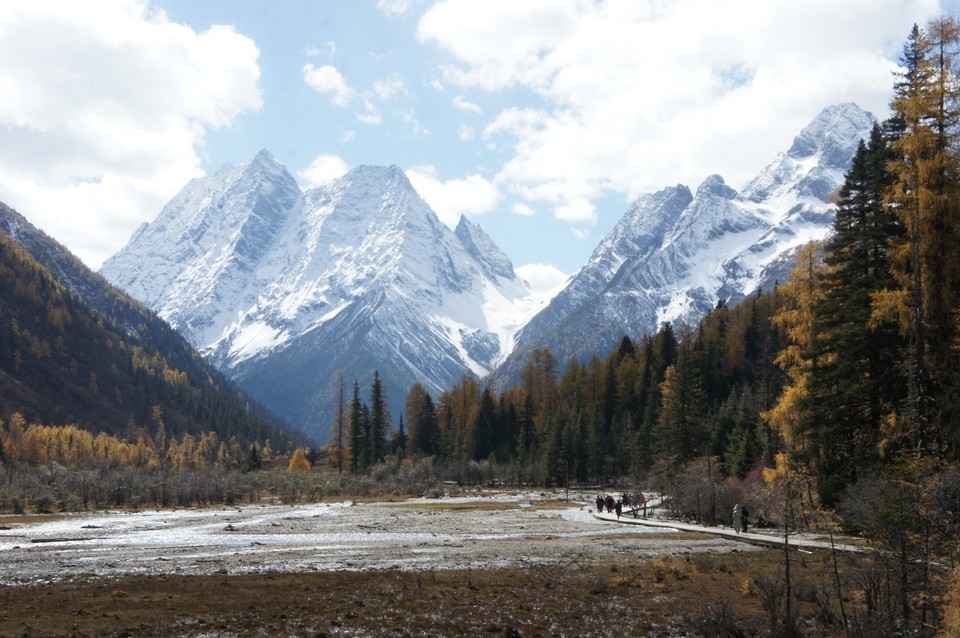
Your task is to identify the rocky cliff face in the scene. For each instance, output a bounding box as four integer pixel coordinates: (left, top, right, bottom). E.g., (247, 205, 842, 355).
(101, 155, 533, 440)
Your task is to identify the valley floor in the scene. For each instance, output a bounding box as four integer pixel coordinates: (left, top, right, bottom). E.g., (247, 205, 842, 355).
(0, 491, 863, 636)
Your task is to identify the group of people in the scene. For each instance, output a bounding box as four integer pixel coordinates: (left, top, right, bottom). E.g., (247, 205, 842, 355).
(732, 503, 749, 534)
(595, 493, 751, 533)
(595, 492, 646, 519)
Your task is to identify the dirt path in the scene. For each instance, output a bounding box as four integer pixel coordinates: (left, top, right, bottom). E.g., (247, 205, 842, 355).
(594, 509, 865, 553)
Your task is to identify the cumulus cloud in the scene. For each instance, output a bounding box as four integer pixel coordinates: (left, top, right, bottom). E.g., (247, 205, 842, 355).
(303, 63, 355, 106)
(419, 0, 943, 226)
(297, 154, 350, 189)
(374, 76, 407, 100)
(512, 203, 535, 217)
(0, 0, 262, 268)
(405, 164, 500, 227)
(516, 262, 569, 295)
(452, 95, 482, 114)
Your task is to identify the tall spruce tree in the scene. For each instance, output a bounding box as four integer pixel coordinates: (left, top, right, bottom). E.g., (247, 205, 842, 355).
(406, 382, 440, 457)
(369, 371, 388, 464)
(804, 125, 903, 503)
(349, 380, 365, 472)
(654, 337, 706, 465)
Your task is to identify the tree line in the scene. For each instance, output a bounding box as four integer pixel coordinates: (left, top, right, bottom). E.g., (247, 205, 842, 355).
(334, 17, 960, 503)
(323, 20, 960, 632)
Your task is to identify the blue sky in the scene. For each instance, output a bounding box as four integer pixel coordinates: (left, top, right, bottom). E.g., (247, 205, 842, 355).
(1, 0, 957, 292)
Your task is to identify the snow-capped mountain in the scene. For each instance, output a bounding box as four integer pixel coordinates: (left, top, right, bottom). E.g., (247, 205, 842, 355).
(491, 103, 876, 386)
(101, 155, 536, 441)
(102, 102, 875, 440)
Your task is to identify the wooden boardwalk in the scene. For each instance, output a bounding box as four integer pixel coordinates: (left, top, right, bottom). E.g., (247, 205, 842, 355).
(593, 508, 865, 554)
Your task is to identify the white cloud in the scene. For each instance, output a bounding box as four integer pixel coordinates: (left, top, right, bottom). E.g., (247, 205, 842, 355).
(0, 0, 262, 268)
(305, 41, 336, 58)
(378, 0, 415, 18)
(303, 63, 355, 107)
(516, 262, 568, 294)
(452, 95, 482, 114)
(458, 125, 475, 141)
(420, 0, 945, 226)
(571, 228, 589, 240)
(512, 203, 535, 217)
(374, 76, 407, 99)
(405, 165, 500, 227)
(297, 154, 350, 189)
(356, 98, 383, 124)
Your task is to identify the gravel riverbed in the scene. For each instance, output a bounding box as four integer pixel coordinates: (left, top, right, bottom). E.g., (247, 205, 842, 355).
(0, 491, 748, 585)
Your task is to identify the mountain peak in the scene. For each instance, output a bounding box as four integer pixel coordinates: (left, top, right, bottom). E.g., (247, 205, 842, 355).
(696, 174, 738, 200)
(787, 103, 875, 166)
(102, 153, 528, 442)
(455, 215, 517, 281)
(250, 147, 277, 164)
(743, 103, 875, 202)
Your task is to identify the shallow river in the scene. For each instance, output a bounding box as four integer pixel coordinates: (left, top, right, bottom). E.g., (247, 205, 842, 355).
(0, 491, 745, 585)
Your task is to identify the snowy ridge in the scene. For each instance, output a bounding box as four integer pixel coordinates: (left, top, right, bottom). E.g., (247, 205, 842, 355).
(102, 103, 876, 439)
(490, 103, 877, 388)
(102, 157, 535, 439)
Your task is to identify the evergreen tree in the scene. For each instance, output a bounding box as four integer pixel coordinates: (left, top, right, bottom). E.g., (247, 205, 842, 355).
(804, 124, 904, 503)
(654, 338, 706, 465)
(331, 372, 347, 475)
(394, 415, 407, 458)
(244, 442, 262, 472)
(349, 380, 365, 473)
(369, 371, 389, 464)
(406, 382, 440, 457)
(472, 388, 496, 460)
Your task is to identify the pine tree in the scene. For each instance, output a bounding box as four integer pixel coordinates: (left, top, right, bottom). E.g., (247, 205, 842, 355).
(804, 124, 904, 502)
(348, 380, 365, 473)
(406, 382, 440, 457)
(471, 388, 496, 460)
(654, 337, 706, 465)
(369, 371, 389, 464)
(394, 416, 407, 458)
(331, 372, 347, 475)
(244, 442, 262, 472)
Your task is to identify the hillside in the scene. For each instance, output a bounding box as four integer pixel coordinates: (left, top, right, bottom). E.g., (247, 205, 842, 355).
(0, 202, 298, 448)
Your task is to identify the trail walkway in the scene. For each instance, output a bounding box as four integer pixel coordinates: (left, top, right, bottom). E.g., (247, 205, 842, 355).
(593, 507, 865, 554)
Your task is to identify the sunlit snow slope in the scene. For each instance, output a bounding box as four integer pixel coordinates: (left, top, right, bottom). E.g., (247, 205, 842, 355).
(490, 103, 876, 388)
(102, 156, 540, 440)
